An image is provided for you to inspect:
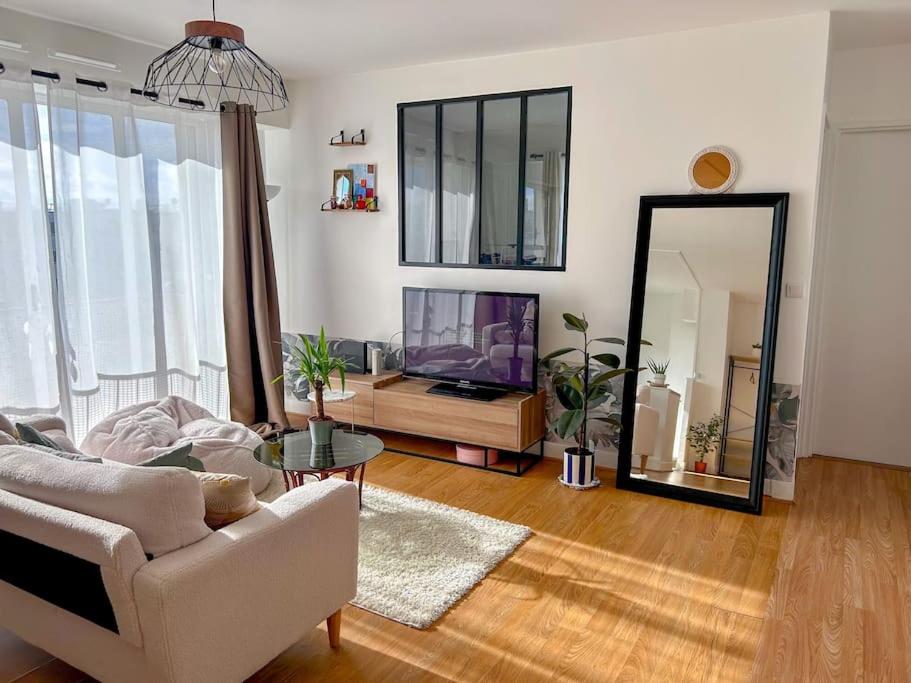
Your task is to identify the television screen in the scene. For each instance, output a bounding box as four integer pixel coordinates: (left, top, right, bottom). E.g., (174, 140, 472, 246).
(403, 288, 539, 392)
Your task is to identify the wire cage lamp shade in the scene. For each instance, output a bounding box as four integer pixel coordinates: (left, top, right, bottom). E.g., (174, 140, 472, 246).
(144, 19, 288, 113)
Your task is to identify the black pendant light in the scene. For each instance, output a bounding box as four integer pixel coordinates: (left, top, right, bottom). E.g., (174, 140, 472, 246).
(143, 0, 288, 113)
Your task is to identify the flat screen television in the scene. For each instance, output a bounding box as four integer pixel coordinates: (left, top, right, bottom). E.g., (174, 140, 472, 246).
(402, 287, 540, 399)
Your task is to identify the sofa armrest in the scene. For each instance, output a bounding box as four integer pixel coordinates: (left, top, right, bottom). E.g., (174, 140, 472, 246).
(482, 321, 509, 355)
(133, 478, 359, 683)
(0, 489, 147, 646)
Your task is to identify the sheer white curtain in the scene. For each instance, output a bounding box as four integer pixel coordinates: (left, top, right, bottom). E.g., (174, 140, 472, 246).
(0, 63, 60, 418)
(46, 81, 226, 440)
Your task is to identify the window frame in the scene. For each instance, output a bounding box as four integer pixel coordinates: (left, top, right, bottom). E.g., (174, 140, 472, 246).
(397, 86, 572, 271)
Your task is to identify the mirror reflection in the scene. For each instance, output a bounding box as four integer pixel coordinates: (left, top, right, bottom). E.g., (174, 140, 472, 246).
(522, 92, 568, 267)
(632, 207, 773, 498)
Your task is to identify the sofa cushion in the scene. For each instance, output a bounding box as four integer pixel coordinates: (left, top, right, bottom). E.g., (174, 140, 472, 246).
(16, 423, 62, 450)
(138, 443, 205, 472)
(192, 472, 260, 529)
(0, 445, 210, 557)
(0, 413, 17, 439)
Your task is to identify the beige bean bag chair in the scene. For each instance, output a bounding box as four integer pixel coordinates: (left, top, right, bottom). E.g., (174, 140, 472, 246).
(81, 396, 272, 494)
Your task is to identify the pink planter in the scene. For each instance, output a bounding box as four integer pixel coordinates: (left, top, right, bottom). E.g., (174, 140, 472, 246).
(455, 443, 498, 466)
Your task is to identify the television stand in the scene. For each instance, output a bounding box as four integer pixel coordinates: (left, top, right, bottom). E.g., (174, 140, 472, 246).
(286, 373, 546, 475)
(427, 382, 508, 402)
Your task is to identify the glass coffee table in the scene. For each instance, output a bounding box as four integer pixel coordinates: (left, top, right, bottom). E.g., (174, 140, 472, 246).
(253, 429, 384, 508)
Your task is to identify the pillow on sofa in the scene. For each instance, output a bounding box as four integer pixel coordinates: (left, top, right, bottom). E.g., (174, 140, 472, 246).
(0, 445, 210, 557)
(192, 472, 259, 529)
(22, 442, 103, 464)
(16, 423, 62, 450)
(138, 443, 205, 472)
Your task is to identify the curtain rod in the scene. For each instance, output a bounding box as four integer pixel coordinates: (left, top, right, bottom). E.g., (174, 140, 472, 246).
(0, 61, 206, 109)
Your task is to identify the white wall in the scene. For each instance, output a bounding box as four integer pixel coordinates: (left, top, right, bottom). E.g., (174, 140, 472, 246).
(828, 43, 911, 123)
(282, 13, 829, 398)
(729, 299, 764, 357)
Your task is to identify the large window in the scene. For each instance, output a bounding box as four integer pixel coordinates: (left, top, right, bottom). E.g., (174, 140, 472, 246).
(398, 87, 571, 270)
(0, 72, 225, 440)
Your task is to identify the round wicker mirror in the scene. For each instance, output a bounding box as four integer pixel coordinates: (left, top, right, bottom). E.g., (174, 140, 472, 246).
(688, 146, 738, 194)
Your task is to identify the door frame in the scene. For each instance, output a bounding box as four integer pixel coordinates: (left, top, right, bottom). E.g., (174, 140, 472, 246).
(799, 119, 911, 460)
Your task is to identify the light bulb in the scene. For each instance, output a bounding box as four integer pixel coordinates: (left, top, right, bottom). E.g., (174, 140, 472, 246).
(208, 47, 229, 75)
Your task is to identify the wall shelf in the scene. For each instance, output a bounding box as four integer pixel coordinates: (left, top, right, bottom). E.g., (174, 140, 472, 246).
(321, 196, 379, 212)
(330, 129, 366, 146)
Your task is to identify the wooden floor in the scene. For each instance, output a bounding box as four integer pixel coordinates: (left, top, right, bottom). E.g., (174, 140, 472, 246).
(2, 454, 908, 682)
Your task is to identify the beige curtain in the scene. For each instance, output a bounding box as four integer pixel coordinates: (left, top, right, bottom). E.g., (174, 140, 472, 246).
(220, 102, 287, 431)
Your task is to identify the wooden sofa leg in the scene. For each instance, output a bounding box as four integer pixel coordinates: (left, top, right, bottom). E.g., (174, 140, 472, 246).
(327, 609, 342, 649)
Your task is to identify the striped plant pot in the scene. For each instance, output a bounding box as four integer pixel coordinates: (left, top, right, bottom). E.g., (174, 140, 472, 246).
(560, 447, 600, 489)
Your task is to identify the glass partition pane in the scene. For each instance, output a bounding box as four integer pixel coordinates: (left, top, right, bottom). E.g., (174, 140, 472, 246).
(441, 101, 478, 264)
(523, 92, 568, 267)
(480, 98, 520, 266)
(402, 105, 437, 263)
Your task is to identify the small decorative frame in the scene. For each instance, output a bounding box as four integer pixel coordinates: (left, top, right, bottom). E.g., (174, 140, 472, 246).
(688, 146, 739, 195)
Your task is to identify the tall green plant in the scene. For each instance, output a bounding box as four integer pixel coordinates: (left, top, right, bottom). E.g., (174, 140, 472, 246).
(542, 313, 647, 451)
(274, 327, 347, 421)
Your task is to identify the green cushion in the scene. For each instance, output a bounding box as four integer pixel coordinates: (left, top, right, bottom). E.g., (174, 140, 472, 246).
(138, 443, 205, 472)
(16, 423, 63, 450)
(23, 442, 103, 463)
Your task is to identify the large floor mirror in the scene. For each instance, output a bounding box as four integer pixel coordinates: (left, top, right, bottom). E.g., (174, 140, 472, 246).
(617, 193, 789, 514)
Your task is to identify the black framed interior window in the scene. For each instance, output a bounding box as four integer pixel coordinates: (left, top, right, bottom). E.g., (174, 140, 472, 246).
(398, 86, 571, 270)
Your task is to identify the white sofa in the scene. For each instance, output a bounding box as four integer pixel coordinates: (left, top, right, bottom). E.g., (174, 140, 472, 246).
(0, 438, 359, 682)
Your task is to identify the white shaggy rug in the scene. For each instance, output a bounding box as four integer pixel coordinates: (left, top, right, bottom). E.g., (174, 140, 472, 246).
(354, 484, 531, 628)
(259, 473, 530, 628)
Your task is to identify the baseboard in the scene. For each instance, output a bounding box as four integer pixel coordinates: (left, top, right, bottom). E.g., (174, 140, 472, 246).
(811, 453, 911, 471)
(543, 440, 618, 469)
(543, 440, 796, 501)
(764, 478, 794, 501)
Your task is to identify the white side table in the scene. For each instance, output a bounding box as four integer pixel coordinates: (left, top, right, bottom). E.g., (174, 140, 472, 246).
(307, 389, 357, 432)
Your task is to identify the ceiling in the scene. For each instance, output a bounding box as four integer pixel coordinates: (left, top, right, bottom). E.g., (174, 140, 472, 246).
(3, 0, 911, 78)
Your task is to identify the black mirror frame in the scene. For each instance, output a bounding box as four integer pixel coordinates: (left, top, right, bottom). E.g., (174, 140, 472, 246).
(617, 192, 790, 515)
(397, 86, 572, 271)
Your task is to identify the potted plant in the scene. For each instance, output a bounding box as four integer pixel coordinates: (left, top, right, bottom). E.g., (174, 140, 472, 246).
(542, 312, 643, 489)
(686, 413, 723, 474)
(646, 358, 670, 387)
(505, 299, 534, 384)
(274, 327, 347, 446)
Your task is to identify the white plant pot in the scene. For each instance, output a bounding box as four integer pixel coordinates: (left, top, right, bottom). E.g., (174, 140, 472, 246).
(652, 373, 666, 387)
(559, 447, 600, 489)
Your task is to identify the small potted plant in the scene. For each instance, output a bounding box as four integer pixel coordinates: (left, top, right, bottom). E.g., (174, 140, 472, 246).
(505, 298, 534, 384)
(542, 312, 643, 489)
(646, 358, 670, 387)
(274, 327, 347, 446)
(686, 413, 723, 474)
